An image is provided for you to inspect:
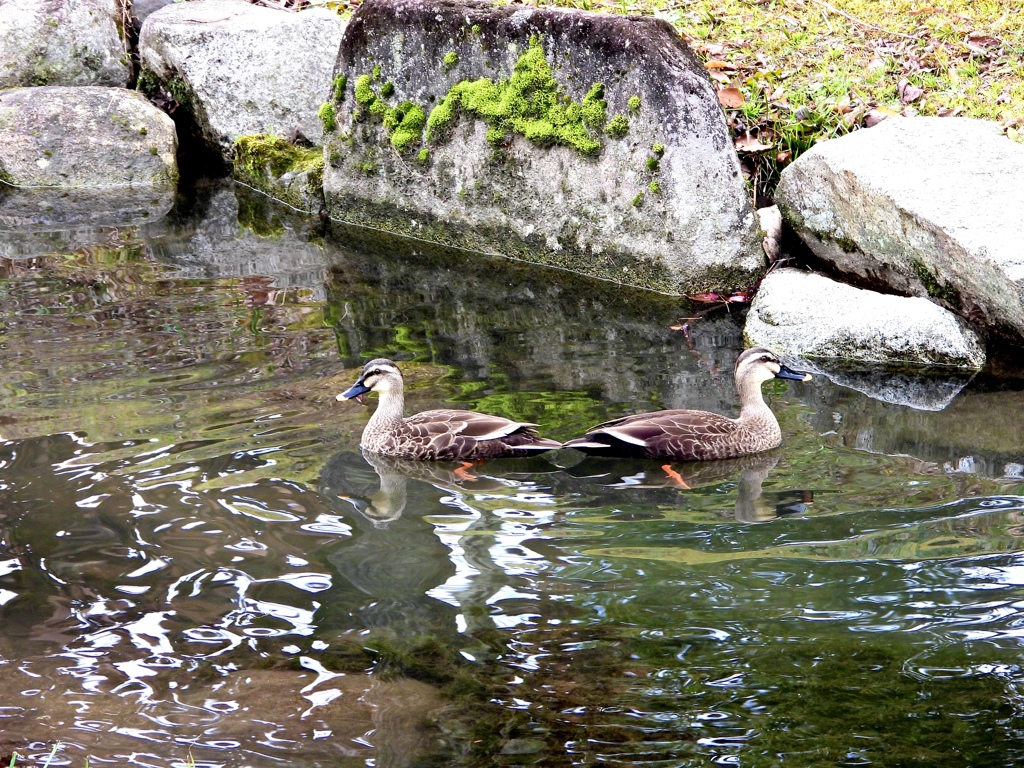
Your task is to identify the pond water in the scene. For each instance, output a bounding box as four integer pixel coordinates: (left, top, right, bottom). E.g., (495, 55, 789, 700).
(2, 180, 1024, 768)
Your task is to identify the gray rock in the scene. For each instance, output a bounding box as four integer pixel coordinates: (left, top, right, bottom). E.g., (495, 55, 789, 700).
(0, 186, 175, 239)
(0, 0, 130, 88)
(776, 117, 1024, 342)
(745, 268, 986, 370)
(0, 86, 176, 187)
(138, 0, 347, 161)
(322, 0, 763, 295)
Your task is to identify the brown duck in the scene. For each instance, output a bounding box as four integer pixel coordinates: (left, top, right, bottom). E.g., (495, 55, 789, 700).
(338, 358, 562, 460)
(564, 347, 812, 461)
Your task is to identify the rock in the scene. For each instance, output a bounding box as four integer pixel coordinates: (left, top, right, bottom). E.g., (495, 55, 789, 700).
(776, 117, 1024, 343)
(0, 86, 177, 205)
(138, 0, 347, 161)
(322, 0, 763, 295)
(745, 268, 986, 370)
(757, 204, 782, 262)
(0, 0, 130, 88)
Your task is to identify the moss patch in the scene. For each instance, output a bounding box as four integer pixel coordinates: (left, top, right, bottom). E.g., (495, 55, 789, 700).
(442, 51, 460, 71)
(318, 102, 337, 133)
(605, 113, 630, 138)
(332, 75, 347, 102)
(233, 134, 325, 211)
(423, 36, 611, 156)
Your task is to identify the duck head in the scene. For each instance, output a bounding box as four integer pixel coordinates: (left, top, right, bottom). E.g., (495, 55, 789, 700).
(337, 358, 403, 404)
(736, 347, 812, 384)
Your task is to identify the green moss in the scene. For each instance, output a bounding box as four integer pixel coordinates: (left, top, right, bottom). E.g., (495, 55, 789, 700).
(372, 64, 382, 80)
(628, 95, 641, 112)
(418, 147, 430, 164)
(471, 24, 481, 35)
(354, 74, 375, 106)
(424, 36, 606, 156)
(317, 102, 337, 133)
(332, 74, 347, 102)
(632, 192, 644, 207)
(443, 51, 460, 71)
(390, 102, 426, 152)
(233, 134, 325, 188)
(485, 126, 506, 145)
(652, 143, 665, 156)
(380, 81, 395, 98)
(645, 156, 659, 172)
(648, 180, 661, 194)
(605, 113, 629, 139)
(910, 258, 960, 305)
(148, 146, 158, 156)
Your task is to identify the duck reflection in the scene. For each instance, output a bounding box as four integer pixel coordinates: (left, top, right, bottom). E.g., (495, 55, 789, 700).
(566, 449, 812, 522)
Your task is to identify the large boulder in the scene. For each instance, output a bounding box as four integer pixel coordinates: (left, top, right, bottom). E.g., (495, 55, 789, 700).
(745, 268, 986, 370)
(0, 0, 130, 88)
(322, 0, 764, 295)
(0, 86, 177, 228)
(138, 0, 348, 162)
(776, 117, 1024, 343)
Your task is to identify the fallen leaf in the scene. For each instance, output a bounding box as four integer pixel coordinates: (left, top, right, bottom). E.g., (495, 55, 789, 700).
(898, 79, 924, 103)
(717, 87, 745, 108)
(705, 60, 735, 70)
(734, 134, 773, 152)
(864, 106, 901, 127)
(966, 31, 1000, 48)
(710, 71, 732, 85)
(775, 150, 792, 164)
(688, 293, 722, 303)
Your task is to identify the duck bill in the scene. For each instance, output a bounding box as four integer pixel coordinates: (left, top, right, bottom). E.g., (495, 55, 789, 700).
(775, 364, 813, 382)
(338, 381, 371, 403)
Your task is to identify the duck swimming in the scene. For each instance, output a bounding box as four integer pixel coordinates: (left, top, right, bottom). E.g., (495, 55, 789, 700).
(338, 358, 562, 460)
(564, 347, 811, 461)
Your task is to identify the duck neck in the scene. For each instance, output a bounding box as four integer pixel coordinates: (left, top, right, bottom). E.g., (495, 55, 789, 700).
(367, 388, 406, 433)
(736, 376, 772, 423)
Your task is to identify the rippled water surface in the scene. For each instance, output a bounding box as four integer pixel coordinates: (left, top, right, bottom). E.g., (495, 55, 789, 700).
(2, 181, 1024, 767)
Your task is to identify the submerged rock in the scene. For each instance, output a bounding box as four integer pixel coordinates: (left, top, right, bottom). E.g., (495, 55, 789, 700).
(138, 0, 347, 162)
(0, 0, 130, 88)
(745, 268, 986, 370)
(323, 0, 763, 295)
(776, 117, 1024, 343)
(0, 86, 176, 188)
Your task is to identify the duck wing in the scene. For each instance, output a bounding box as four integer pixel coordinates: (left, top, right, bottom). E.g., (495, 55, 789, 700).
(404, 410, 559, 459)
(569, 409, 740, 460)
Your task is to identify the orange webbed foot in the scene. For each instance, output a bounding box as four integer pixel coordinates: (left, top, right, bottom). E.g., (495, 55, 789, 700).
(661, 464, 691, 489)
(454, 461, 480, 481)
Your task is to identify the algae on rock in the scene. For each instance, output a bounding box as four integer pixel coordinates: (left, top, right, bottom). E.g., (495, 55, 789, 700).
(233, 134, 325, 214)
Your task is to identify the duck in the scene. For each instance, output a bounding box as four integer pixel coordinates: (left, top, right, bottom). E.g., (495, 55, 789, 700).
(563, 347, 811, 461)
(337, 358, 562, 460)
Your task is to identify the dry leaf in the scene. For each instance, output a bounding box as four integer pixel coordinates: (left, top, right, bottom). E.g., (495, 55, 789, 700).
(717, 87, 745, 108)
(705, 60, 734, 70)
(865, 106, 901, 127)
(776, 150, 792, 164)
(898, 79, 924, 103)
(710, 71, 732, 85)
(734, 134, 773, 152)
